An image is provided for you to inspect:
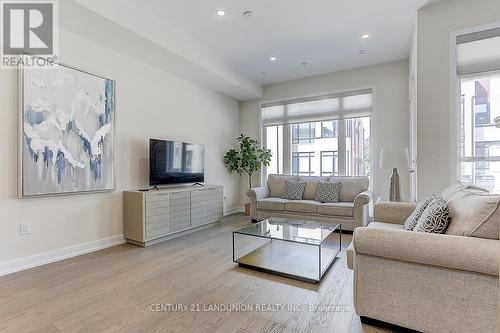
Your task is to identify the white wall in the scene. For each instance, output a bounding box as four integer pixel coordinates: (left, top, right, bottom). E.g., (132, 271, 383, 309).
(416, 0, 500, 198)
(239, 60, 410, 205)
(0, 27, 240, 270)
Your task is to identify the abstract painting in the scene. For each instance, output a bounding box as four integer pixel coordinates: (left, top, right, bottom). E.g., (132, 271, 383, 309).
(19, 58, 115, 197)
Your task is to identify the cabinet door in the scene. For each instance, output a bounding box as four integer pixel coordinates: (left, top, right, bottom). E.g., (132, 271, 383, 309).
(190, 189, 208, 226)
(206, 187, 223, 223)
(170, 191, 191, 232)
(145, 193, 171, 240)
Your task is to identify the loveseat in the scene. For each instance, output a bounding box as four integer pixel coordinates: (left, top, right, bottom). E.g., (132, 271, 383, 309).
(246, 174, 372, 231)
(347, 183, 500, 332)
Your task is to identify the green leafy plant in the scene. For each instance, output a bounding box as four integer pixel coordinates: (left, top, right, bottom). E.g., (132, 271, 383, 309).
(224, 134, 272, 188)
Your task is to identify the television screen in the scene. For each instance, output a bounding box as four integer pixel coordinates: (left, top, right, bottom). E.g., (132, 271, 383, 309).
(149, 139, 205, 186)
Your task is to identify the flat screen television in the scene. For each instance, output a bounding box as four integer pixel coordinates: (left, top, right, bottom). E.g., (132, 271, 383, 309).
(149, 139, 205, 186)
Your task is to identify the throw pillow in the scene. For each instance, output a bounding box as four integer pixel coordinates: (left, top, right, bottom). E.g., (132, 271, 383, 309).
(445, 189, 499, 239)
(414, 196, 450, 234)
(403, 195, 436, 231)
(315, 182, 342, 203)
(281, 181, 306, 200)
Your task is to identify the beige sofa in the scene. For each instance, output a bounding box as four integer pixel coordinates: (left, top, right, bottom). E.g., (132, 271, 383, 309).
(246, 174, 372, 231)
(347, 186, 500, 332)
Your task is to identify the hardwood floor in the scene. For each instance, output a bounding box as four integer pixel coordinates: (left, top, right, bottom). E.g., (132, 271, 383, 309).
(0, 214, 394, 333)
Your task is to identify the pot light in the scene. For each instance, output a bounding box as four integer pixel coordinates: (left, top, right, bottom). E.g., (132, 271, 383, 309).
(216, 9, 225, 16)
(361, 33, 370, 39)
(269, 56, 277, 62)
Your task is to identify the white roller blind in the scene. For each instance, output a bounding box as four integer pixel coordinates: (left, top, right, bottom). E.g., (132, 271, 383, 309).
(457, 28, 500, 76)
(261, 89, 372, 126)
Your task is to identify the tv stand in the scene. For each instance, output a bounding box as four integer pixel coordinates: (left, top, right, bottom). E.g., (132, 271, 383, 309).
(123, 185, 223, 247)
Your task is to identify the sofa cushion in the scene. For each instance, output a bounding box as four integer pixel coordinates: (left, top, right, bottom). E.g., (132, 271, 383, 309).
(446, 189, 500, 239)
(317, 202, 354, 217)
(442, 181, 489, 202)
(267, 174, 299, 197)
(257, 197, 290, 211)
(315, 182, 341, 203)
(285, 200, 319, 213)
(328, 176, 369, 202)
(441, 182, 466, 202)
(367, 221, 406, 231)
(414, 196, 450, 234)
(346, 241, 354, 270)
(300, 176, 327, 200)
(281, 180, 306, 200)
(404, 195, 437, 231)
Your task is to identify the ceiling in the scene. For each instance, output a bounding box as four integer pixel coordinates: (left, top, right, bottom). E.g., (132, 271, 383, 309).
(74, 0, 437, 99)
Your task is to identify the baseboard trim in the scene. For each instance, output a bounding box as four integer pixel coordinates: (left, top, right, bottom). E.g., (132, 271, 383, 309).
(0, 235, 125, 277)
(224, 207, 241, 216)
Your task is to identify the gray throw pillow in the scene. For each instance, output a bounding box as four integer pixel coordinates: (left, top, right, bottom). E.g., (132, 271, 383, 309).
(404, 195, 437, 231)
(281, 181, 306, 200)
(315, 182, 342, 203)
(414, 196, 450, 234)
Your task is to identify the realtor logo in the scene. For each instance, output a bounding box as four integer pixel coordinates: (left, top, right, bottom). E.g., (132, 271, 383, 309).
(1, 1, 58, 68)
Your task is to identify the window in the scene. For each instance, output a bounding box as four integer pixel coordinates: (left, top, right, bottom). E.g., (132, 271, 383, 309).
(262, 89, 372, 180)
(457, 28, 500, 193)
(265, 125, 283, 175)
(459, 75, 500, 193)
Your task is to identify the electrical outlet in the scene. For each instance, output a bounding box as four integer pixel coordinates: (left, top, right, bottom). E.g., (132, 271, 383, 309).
(20, 222, 31, 235)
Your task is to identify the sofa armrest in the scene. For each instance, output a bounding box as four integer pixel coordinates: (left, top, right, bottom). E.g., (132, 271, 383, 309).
(373, 202, 417, 224)
(246, 186, 269, 220)
(246, 186, 269, 200)
(353, 227, 500, 276)
(353, 190, 372, 228)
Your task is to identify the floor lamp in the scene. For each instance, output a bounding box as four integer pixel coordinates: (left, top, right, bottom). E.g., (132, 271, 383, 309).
(379, 148, 410, 202)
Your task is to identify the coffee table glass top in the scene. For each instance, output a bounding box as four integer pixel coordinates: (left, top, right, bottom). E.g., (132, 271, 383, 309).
(234, 217, 339, 246)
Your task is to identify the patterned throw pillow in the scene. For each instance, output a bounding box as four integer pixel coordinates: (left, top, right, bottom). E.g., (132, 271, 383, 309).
(404, 195, 437, 231)
(315, 182, 342, 203)
(414, 196, 450, 234)
(281, 181, 306, 200)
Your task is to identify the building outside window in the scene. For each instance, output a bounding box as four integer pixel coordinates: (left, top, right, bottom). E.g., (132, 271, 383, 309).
(321, 121, 337, 138)
(292, 123, 315, 144)
(320, 151, 338, 176)
(292, 152, 315, 175)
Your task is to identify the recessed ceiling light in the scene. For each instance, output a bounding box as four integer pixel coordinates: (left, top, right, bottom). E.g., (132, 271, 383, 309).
(359, 49, 367, 55)
(269, 56, 277, 62)
(242, 10, 253, 18)
(216, 9, 225, 16)
(361, 33, 370, 39)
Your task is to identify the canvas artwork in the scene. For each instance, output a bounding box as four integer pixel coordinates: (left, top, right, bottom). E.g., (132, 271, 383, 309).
(20, 60, 116, 197)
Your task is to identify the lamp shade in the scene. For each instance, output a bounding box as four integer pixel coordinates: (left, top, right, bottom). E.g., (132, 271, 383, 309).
(379, 148, 410, 169)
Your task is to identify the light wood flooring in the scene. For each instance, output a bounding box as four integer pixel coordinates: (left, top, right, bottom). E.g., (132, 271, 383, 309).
(0, 214, 395, 333)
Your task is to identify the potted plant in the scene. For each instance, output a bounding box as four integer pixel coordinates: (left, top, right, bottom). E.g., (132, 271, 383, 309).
(224, 134, 272, 215)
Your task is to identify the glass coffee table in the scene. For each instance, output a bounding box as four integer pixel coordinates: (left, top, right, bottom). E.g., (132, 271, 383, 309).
(233, 217, 341, 283)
